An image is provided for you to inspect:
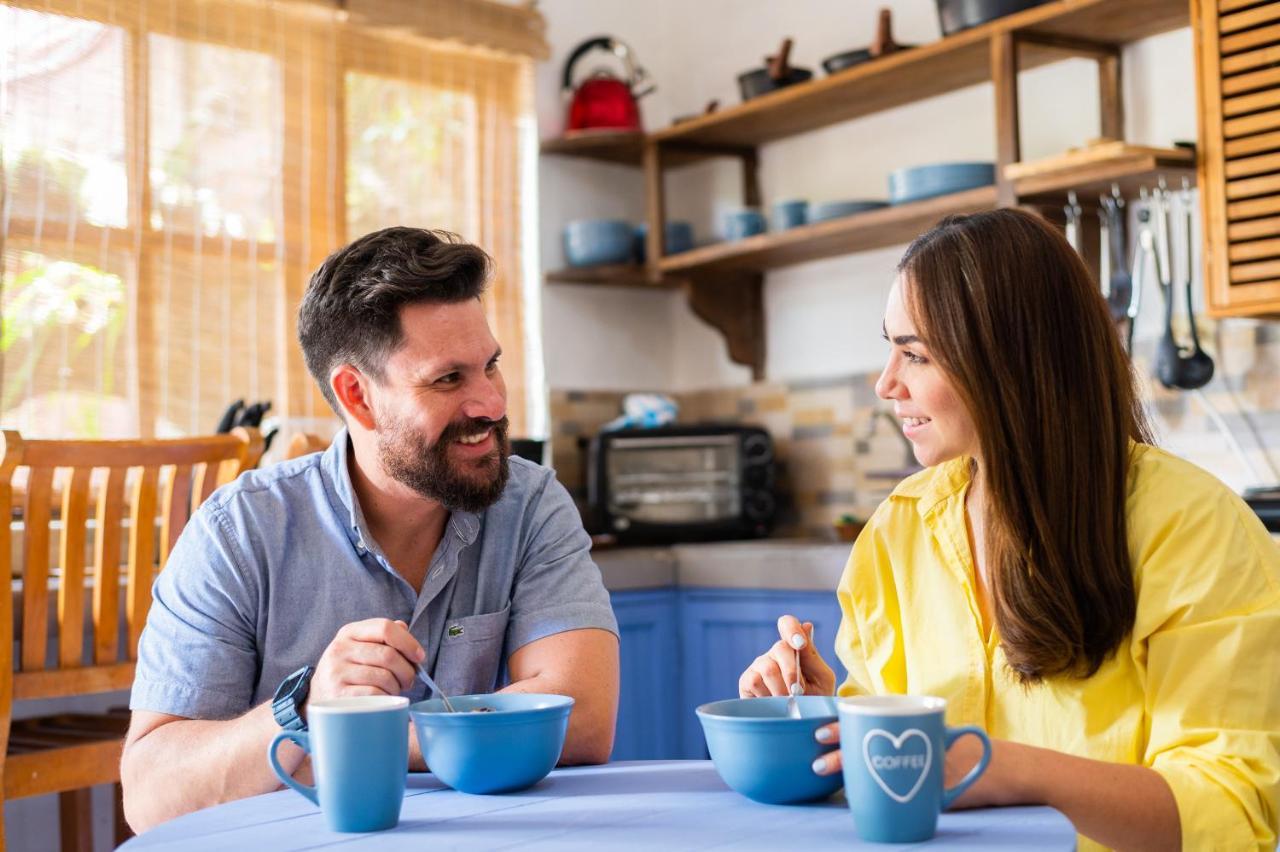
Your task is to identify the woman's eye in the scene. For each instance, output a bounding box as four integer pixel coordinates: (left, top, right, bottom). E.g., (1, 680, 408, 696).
(902, 350, 927, 365)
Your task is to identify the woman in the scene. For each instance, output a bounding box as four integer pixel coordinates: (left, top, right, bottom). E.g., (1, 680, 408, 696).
(741, 209, 1280, 851)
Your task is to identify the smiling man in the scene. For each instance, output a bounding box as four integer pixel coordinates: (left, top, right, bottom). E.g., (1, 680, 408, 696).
(121, 228, 620, 832)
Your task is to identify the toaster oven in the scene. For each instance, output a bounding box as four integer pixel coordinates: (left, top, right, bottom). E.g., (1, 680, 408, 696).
(586, 425, 776, 544)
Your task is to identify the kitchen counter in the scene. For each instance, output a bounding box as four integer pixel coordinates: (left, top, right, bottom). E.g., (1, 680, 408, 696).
(594, 539, 849, 592)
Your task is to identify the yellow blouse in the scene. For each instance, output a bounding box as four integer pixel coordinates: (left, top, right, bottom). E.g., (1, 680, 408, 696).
(835, 444, 1280, 851)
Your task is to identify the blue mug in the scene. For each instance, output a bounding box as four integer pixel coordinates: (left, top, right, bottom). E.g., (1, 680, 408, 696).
(771, 198, 809, 230)
(838, 695, 991, 843)
(723, 208, 766, 241)
(268, 695, 409, 833)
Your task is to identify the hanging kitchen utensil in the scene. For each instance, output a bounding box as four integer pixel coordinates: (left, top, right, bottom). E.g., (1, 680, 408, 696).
(738, 37, 813, 102)
(1151, 183, 1213, 391)
(562, 37, 654, 133)
(821, 8, 915, 74)
(1064, 191, 1082, 254)
(1125, 197, 1153, 357)
(1176, 178, 1214, 389)
(1100, 185, 1131, 323)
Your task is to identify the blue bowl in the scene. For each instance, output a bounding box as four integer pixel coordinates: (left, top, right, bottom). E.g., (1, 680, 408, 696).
(697, 696, 843, 805)
(634, 221, 695, 261)
(410, 693, 573, 794)
(888, 162, 996, 205)
(563, 219, 636, 267)
(771, 199, 809, 230)
(809, 199, 888, 222)
(723, 209, 767, 241)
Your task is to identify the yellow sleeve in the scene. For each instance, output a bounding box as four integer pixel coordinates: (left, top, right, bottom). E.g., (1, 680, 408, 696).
(834, 502, 896, 697)
(1134, 486, 1280, 851)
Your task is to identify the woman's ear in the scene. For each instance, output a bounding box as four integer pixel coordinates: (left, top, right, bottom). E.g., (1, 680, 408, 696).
(330, 364, 377, 431)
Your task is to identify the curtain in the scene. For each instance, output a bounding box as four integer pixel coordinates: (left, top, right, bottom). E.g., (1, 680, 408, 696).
(0, 0, 541, 445)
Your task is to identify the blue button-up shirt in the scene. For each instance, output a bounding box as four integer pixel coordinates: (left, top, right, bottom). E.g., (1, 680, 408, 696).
(131, 430, 618, 719)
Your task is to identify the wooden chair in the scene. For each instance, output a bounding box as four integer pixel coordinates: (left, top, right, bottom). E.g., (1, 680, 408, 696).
(284, 432, 328, 460)
(0, 427, 262, 851)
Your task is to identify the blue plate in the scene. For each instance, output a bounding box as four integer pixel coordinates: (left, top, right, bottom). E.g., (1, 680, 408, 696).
(888, 162, 996, 205)
(697, 696, 843, 805)
(410, 693, 573, 794)
(809, 199, 889, 223)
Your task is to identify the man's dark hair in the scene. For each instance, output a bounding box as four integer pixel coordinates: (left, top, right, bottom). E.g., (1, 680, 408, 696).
(298, 227, 492, 415)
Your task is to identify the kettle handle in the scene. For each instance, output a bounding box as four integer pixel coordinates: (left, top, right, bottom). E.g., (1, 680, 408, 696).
(562, 36, 647, 93)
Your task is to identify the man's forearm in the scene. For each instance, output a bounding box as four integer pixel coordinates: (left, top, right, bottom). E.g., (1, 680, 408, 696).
(122, 703, 304, 833)
(500, 674, 615, 765)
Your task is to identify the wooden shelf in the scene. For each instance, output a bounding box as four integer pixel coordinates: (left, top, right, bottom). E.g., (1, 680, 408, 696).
(656, 186, 999, 275)
(1008, 144, 1197, 200)
(545, 264, 676, 287)
(540, 131, 646, 166)
(648, 0, 1188, 163)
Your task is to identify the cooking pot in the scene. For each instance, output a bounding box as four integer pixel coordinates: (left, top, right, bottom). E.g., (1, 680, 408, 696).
(562, 37, 654, 132)
(738, 38, 812, 102)
(935, 0, 1055, 36)
(822, 8, 914, 75)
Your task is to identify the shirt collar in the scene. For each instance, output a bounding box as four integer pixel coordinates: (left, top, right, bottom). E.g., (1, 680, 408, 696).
(890, 455, 974, 520)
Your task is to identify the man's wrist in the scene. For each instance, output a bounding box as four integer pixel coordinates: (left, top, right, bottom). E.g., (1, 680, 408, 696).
(271, 665, 315, 730)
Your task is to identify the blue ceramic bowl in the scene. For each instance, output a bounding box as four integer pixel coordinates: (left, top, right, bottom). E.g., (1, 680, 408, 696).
(634, 221, 695, 261)
(809, 199, 889, 222)
(410, 693, 573, 794)
(563, 219, 636, 267)
(697, 696, 843, 805)
(771, 199, 809, 230)
(888, 162, 996, 205)
(723, 208, 767, 241)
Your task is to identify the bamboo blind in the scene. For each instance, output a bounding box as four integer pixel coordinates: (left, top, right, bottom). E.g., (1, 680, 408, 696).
(0, 0, 538, 441)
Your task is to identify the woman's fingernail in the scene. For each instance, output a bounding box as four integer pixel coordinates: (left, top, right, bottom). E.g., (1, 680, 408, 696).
(815, 726, 834, 743)
(789, 633, 807, 650)
(812, 757, 827, 774)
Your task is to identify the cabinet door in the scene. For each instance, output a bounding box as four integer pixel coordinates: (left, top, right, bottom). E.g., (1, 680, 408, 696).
(677, 588, 846, 759)
(609, 589, 681, 761)
(1195, 0, 1280, 315)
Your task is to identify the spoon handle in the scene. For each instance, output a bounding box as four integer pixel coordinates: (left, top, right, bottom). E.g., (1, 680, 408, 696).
(416, 663, 457, 713)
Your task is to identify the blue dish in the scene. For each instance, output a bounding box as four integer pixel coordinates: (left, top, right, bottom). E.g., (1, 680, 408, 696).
(634, 221, 694, 261)
(888, 162, 996, 205)
(771, 199, 809, 230)
(809, 199, 889, 223)
(410, 693, 573, 794)
(723, 209, 767, 241)
(563, 219, 636, 267)
(697, 696, 843, 805)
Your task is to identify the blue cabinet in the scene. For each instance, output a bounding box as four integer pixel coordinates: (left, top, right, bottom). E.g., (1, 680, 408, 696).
(676, 588, 846, 758)
(610, 586, 845, 761)
(609, 589, 681, 761)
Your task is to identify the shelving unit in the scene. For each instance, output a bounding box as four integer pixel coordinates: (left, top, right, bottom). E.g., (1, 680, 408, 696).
(545, 264, 675, 287)
(539, 0, 1194, 377)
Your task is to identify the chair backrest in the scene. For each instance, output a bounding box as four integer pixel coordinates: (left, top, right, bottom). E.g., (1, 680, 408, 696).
(0, 428, 260, 719)
(285, 432, 328, 460)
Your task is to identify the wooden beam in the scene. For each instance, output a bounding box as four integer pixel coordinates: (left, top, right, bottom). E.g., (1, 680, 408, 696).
(1098, 52, 1125, 141)
(684, 273, 765, 380)
(991, 32, 1021, 207)
(643, 142, 667, 270)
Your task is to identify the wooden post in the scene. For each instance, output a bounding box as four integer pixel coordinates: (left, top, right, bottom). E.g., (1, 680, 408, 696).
(742, 148, 761, 209)
(991, 32, 1021, 207)
(1098, 51, 1124, 142)
(643, 141, 666, 281)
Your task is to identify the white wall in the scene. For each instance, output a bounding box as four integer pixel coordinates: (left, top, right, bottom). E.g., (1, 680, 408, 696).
(537, 1, 1197, 391)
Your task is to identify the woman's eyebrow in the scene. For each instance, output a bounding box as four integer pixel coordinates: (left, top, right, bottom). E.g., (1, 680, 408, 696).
(881, 320, 921, 346)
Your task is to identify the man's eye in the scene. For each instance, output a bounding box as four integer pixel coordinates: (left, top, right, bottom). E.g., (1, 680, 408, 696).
(436, 373, 461, 385)
(486, 358, 500, 372)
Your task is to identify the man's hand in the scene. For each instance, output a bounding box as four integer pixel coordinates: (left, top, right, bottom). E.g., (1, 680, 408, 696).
(309, 618, 424, 707)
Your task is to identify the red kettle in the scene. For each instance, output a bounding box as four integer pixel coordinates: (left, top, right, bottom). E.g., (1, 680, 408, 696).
(562, 37, 654, 133)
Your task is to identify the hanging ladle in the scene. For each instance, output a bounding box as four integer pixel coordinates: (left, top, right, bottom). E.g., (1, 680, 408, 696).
(1152, 179, 1214, 391)
(1176, 178, 1214, 389)
(1100, 184, 1131, 323)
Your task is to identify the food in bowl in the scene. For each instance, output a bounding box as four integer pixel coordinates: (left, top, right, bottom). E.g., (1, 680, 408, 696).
(410, 693, 574, 794)
(697, 696, 842, 804)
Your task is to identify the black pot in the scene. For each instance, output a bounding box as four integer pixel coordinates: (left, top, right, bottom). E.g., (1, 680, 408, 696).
(822, 48, 873, 74)
(737, 66, 813, 101)
(935, 0, 1055, 36)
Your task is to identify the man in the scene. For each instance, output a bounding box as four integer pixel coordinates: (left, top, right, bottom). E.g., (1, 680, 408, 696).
(121, 227, 620, 832)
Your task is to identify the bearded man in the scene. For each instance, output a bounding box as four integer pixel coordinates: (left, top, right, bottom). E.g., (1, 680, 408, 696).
(121, 228, 619, 831)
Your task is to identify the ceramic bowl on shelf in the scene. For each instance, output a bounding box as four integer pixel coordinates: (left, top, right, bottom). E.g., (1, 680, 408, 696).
(887, 162, 996, 205)
(771, 199, 809, 230)
(409, 693, 573, 794)
(697, 696, 843, 805)
(563, 219, 636, 267)
(723, 208, 767, 241)
(808, 199, 889, 223)
(634, 221, 695, 261)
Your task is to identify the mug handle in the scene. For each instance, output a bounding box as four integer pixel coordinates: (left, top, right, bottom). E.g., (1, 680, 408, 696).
(940, 725, 991, 810)
(268, 730, 319, 806)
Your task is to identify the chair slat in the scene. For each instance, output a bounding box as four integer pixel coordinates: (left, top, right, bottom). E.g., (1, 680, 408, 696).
(0, 431, 26, 762)
(126, 466, 159, 660)
(93, 468, 126, 665)
(22, 467, 54, 672)
(58, 468, 92, 668)
(160, 464, 194, 569)
(193, 461, 218, 511)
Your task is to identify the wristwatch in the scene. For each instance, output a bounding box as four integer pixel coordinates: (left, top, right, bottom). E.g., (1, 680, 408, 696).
(272, 665, 315, 731)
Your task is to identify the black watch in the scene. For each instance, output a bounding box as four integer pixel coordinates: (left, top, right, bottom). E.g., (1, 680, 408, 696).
(272, 665, 315, 731)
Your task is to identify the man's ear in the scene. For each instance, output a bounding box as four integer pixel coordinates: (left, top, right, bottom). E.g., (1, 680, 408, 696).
(330, 365, 377, 431)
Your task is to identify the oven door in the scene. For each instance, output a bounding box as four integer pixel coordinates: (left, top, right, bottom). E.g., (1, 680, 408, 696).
(605, 434, 742, 529)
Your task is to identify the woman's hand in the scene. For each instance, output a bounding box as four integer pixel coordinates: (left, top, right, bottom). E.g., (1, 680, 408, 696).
(738, 615, 837, 698)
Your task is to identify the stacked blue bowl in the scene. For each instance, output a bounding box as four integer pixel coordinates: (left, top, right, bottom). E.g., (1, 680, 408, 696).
(888, 162, 996, 205)
(563, 220, 636, 267)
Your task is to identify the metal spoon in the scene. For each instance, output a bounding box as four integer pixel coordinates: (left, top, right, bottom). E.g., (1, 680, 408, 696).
(415, 663, 457, 713)
(786, 641, 803, 719)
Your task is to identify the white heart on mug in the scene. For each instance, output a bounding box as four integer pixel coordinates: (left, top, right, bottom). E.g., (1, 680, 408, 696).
(861, 728, 932, 804)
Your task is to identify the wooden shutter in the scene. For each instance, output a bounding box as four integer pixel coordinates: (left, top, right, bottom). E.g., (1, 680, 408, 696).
(1196, 0, 1280, 314)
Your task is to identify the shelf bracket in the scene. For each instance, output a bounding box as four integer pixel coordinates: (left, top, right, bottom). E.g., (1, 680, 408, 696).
(682, 272, 765, 380)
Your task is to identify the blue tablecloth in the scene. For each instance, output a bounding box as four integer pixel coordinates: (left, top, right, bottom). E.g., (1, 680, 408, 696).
(122, 760, 1076, 850)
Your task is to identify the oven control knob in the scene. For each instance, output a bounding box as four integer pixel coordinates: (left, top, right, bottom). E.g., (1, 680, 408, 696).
(743, 433, 773, 463)
(745, 492, 775, 522)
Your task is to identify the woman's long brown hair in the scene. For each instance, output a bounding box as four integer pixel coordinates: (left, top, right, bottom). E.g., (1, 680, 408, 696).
(898, 208, 1154, 684)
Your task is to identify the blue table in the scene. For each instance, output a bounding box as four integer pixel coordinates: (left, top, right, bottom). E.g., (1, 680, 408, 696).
(121, 761, 1076, 850)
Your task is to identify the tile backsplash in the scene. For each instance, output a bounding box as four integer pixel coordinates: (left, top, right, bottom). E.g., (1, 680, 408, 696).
(551, 320, 1280, 541)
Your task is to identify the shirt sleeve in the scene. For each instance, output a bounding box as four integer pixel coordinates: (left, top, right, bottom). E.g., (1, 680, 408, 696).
(834, 503, 892, 697)
(504, 470, 619, 653)
(130, 499, 262, 720)
(1135, 486, 1280, 851)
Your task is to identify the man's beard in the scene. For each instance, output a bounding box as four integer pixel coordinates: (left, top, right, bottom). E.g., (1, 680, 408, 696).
(377, 411, 510, 513)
